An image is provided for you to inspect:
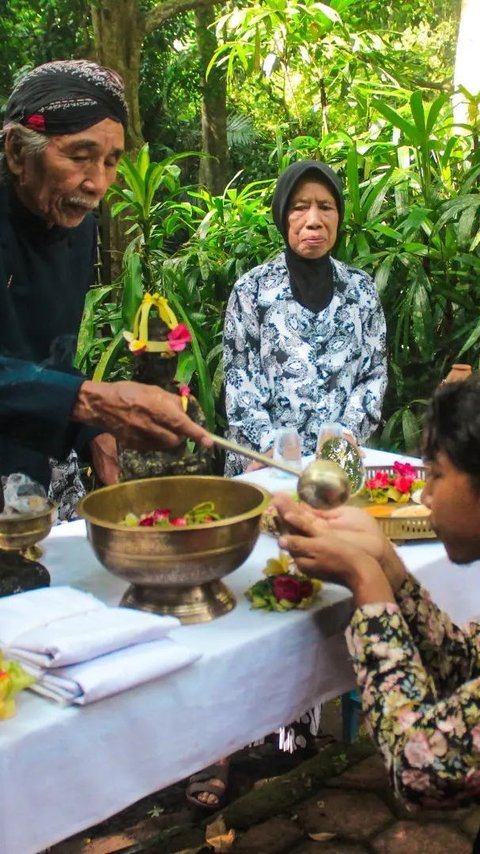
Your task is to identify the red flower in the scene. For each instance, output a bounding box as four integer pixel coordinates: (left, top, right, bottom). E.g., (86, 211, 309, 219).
(393, 475, 414, 494)
(167, 324, 191, 352)
(152, 508, 171, 522)
(366, 471, 390, 490)
(139, 516, 155, 527)
(25, 113, 46, 132)
(393, 461, 416, 478)
(170, 516, 187, 526)
(272, 575, 313, 603)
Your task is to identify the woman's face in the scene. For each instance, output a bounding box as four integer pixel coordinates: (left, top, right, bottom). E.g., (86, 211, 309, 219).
(286, 177, 339, 259)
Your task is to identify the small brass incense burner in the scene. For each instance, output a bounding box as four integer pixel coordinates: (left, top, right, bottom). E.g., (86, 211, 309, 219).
(0, 503, 57, 554)
(0, 503, 56, 596)
(78, 476, 270, 624)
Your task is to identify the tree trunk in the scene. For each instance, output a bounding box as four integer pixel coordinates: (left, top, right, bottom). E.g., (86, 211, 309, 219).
(88, 0, 222, 279)
(453, 0, 480, 131)
(195, 7, 229, 194)
(89, 0, 146, 282)
(89, 0, 145, 150)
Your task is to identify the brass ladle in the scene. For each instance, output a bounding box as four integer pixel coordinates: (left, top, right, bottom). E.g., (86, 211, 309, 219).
(210, 434, 360, 509)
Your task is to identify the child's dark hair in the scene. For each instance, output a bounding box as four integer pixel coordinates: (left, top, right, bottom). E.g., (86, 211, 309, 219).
(423, 373, 480, 493)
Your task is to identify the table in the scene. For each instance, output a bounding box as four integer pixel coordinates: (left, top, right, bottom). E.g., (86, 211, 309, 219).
(2, 449, 480, 854)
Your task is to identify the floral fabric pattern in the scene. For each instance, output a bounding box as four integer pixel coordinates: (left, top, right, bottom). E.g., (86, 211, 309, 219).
(223, 253, 387, 475)
(346, 573, 480, 807)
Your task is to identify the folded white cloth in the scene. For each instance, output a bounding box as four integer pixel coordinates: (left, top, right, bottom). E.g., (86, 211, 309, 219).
(0, 586, 201, 705)
(0, 586, 179, 667)
(25, 638, 200, 705)
(0, 587, 105, 647)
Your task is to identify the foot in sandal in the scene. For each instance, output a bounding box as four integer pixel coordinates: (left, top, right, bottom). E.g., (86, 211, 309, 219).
(185, 757, 230, 810)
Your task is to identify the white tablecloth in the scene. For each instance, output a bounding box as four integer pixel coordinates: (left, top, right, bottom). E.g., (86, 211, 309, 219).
(1, 449, 480, 854)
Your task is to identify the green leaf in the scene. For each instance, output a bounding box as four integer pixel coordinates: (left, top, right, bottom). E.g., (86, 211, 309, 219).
(458, 206, 478, 246)
(92, 331, 126, 382)
(136, 143, 151, 180)
(75, 285, 115, 369)
(409, 91, 426, 137)
(121, 253, 144, 329)
(457, 320, 480, 358)
(402, 408, 421, 452)
(346, 146, 361, 223)
(166, 290, 216, 431)
(116, 156, 146, 207)
(374, 256, 395, 295)
(412, 282, 432, 360)
(372, 99, 420, 145)
(425, 93, 449, 135)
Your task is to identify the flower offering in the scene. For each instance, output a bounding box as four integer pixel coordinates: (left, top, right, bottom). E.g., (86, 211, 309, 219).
(0, 650, 35, 720)
(360, 461, 425, 505)
(245, 551, 322, 612)
(121, 501, 221, 528)
(123, 293, 192, 358)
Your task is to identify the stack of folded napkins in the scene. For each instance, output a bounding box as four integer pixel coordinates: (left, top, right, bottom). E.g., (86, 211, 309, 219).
(0, 586, 201, 705)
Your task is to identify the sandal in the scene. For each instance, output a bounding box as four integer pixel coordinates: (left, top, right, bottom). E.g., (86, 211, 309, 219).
(185, 762, 230, 811)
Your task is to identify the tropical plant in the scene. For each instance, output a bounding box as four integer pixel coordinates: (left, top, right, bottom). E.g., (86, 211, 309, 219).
(78, 85, 480, 452)
(314, 92, 479, 450)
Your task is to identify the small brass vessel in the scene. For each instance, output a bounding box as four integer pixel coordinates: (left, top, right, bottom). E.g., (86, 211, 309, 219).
(78, 476, 270, 624)
(0, 502, 57, 555)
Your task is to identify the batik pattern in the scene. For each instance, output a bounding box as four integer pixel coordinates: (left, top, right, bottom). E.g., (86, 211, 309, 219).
(223, 253, 387, 475)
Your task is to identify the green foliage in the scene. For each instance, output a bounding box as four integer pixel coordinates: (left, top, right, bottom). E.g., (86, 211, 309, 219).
(317, 92, 480, 451)
(78, 144, 280, 432)
(0, 0, 90, 105)
(78, 83, 480, 451)
(55, 0, 475, 452)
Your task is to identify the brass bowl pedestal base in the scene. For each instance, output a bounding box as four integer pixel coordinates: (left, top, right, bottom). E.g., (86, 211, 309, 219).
(121, 580, 236, 624)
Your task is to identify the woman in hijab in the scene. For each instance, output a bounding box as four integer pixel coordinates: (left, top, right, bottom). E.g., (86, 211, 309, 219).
(184, 162, 387, 812)
(223, 160, 387, 475)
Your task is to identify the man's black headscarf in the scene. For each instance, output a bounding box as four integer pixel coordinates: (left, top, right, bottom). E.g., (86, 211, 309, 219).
(3, 60, 128, 135)
(271, 160, 344, 313)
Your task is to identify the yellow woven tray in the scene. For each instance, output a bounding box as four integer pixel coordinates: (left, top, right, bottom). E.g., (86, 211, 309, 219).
(354, 464, 435, 541)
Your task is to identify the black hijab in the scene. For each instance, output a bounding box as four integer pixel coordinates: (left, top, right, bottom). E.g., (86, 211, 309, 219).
(271, 160, 344, 313)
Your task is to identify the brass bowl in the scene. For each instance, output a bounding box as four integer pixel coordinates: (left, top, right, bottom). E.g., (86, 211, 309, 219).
(78, 476, 270, 624)
(0, 502, 57, 553)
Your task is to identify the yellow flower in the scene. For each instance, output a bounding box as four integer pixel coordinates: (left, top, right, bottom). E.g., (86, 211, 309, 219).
(264, 551, 292, 576)
(0, 651, 35, 720)
(309, 578, 323, 594)
(123, 331, 147, 354)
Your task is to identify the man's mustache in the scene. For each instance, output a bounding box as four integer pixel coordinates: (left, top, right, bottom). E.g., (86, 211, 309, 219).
(66, 197, 100, 210)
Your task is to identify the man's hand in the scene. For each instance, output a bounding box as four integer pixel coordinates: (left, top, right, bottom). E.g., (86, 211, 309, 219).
(89, 433, 119, 485)
(72, 381, 212, 451)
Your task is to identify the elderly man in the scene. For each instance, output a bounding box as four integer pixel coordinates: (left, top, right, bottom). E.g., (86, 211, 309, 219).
(274, 374, 480, 849)
(0, 60, 209, 509)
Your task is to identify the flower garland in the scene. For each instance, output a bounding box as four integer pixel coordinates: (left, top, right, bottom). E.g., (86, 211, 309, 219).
(123, 293, 191, 358)
(245, 551, 322, 612)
